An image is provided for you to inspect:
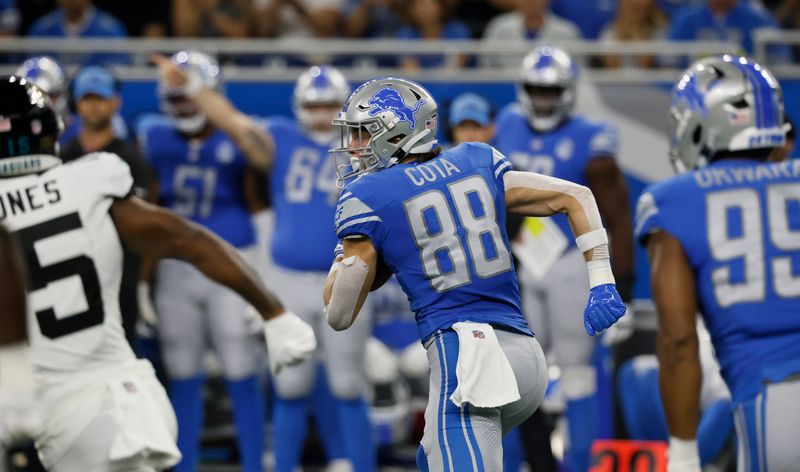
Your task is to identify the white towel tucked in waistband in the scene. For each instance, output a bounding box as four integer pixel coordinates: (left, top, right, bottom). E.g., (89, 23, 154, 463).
(449, 322, 521, 408)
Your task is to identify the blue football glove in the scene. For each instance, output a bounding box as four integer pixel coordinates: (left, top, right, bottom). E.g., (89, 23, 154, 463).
(583, 283, 627, 336)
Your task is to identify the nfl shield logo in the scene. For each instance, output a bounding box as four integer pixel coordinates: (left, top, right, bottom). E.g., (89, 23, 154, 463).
(31, 119, 41, 135)
(472, 330, 485, 339)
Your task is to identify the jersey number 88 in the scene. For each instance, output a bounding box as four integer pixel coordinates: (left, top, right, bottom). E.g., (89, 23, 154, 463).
(404, 175, 512, 292)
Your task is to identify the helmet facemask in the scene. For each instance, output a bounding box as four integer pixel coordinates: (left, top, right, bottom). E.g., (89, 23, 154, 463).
(330, 118, 390, 185)
(158, 51, 220, 136)
(518, 83, 574, 132)
(158, 88, 208, 135)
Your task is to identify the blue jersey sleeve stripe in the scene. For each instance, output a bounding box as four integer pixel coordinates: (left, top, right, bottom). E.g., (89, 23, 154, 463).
(491, 147, 509, 167)
(338, 211, 378, 227)
(634, 191, 661, 242)
(494, 161, 512, 179)
(337, 215, 382, 233)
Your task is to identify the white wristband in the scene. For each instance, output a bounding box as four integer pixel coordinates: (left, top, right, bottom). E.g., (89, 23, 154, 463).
(576, 228, 608, 253)
(668, 436, 701, 472)
(587, 259, 615, 288)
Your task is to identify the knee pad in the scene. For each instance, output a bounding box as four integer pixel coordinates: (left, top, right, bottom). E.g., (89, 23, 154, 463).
(327, 367, 368, 400)
(215, 335, 260, 380)
(161, 343, 203, 380)
(398, 342, 428, 380)
(274, 366, 316, 400)
(365, 338, 399, 384)
(560, 365, 597, 400)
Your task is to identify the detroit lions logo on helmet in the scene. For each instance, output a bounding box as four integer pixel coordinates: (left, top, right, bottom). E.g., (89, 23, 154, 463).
(367, 88, 426, 130)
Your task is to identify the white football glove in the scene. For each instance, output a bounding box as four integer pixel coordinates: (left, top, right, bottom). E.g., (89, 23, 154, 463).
(263, 311, 316, 375)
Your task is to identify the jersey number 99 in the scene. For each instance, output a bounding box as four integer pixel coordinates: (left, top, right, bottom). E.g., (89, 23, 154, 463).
(707, 183, 800, 307)
(404, 175, 512, 292)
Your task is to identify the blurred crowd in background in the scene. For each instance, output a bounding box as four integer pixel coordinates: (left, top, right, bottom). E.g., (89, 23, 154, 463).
(2, 0, 799, 68)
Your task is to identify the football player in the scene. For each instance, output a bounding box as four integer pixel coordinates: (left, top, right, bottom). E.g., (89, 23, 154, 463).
(323, 77, 627, 471)
(493, 45, 634, 472)
(635, 55, 800, 471)
(0, 75, 315, 472)
(141, 51, 272, 472)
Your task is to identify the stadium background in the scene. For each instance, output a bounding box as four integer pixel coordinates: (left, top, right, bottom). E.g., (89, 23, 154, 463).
(1, 0, 799, 470)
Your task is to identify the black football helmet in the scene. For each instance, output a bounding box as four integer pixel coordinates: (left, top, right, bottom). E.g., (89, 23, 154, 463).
(0, 75, 63, 176)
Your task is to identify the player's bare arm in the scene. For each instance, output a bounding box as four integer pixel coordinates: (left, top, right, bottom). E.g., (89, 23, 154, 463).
(0, 225, 27, 346)
(586, 157, 635, 296)
(646, 230, 701, 440)
(152, 54, 275, 171)
(111, 196, 284, 320)
(323, 236, 378, 331)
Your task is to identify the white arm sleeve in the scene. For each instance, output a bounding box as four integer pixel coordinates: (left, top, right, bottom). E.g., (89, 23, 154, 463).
(325, 255, 371, 331)
(504, 170, 615, 287)
(503, 170, 604, 235)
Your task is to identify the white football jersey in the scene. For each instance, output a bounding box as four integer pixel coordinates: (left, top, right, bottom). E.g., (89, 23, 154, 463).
(0, 153, 136, 388)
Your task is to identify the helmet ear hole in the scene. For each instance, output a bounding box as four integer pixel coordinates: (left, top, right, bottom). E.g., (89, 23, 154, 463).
(692, 125, 703, 145)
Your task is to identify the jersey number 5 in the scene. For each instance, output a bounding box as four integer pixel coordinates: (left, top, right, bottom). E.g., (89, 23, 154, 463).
(404, 175, 512, 292)
(708, 183, 800, 307)
(15, 213, 105, 339)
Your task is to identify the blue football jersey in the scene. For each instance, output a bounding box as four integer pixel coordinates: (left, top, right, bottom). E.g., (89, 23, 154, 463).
(635, 159, 800, 402)
(138, 116, 255, 248)
(494, 104, 618, 249)
(335, 142, 532, 342)
(268, 117, 341, 272)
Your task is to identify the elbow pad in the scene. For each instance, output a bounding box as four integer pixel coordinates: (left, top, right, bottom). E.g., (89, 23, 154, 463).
(325, 255, 370, 331)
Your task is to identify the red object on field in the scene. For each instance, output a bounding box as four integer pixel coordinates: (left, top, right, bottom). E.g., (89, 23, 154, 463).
(590, 439, 668, 472)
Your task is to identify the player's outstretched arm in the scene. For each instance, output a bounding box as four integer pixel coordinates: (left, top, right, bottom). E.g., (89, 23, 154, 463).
(504, 170, 627, 336)
(112, 196, 283, 317)
(323, 237, 378, 331)
(151, 54, 275, 172)
(646, 230, 702, 471)
(0, 225, 27, 346)
(111, 196, 316, 373)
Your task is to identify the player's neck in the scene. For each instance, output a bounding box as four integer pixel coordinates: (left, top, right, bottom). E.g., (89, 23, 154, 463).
(79, 126, 115, 154)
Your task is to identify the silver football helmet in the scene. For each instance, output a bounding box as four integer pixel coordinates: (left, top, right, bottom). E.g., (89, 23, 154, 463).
(294, 65, 350, 145)
(330, 77, 438, 184)
(669, 55, 785, 172)
(158, 50, 221, 135)
(517, 46, 578, 132)
(15, 56, 68, 120)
